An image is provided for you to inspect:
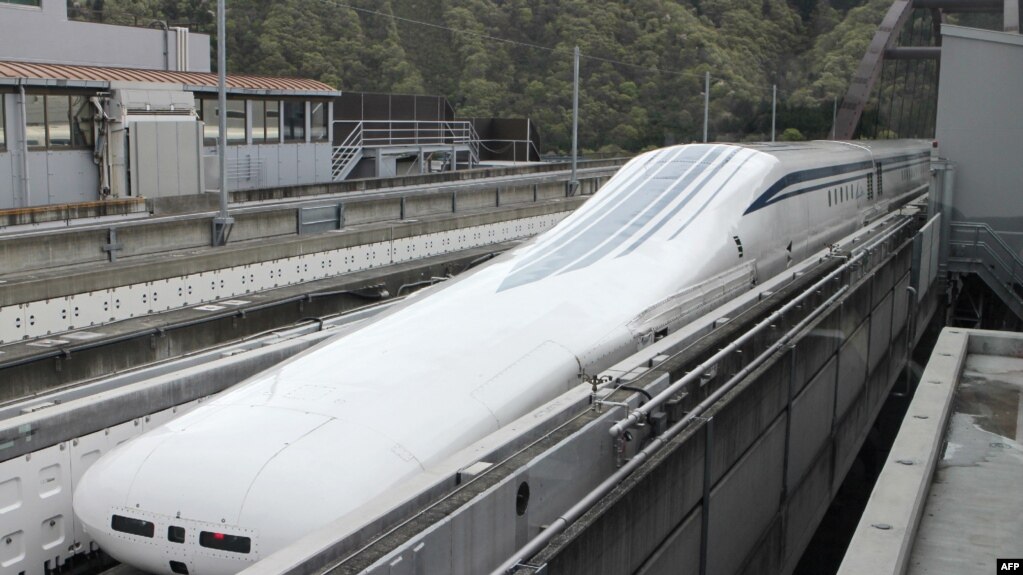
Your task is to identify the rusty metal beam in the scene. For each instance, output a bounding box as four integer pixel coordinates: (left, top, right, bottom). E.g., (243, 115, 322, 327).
(833, 0, 916, 140)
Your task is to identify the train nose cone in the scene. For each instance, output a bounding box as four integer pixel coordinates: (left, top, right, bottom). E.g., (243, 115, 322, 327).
(73, 405, 333, 575)
(74, 430, 173, 573)
(237, 418, 427, 552)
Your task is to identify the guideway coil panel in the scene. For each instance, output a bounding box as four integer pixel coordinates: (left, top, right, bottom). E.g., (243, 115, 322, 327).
(0, 212, 569, 345)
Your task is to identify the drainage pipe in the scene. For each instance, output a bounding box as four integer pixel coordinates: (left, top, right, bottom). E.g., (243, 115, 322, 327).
(17, 83, 30, 208)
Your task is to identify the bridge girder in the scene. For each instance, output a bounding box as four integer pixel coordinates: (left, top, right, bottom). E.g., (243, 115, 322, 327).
(832, 0, 1019, 139)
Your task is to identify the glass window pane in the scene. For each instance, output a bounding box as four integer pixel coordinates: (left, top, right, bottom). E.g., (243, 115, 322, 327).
(202, 99, 218, 146)
(283, 101, 305, 142)
(0, 98, 5, 149)
(46, 95, 71, 148)
(1, 0, 43, 6)
(310, 102, 328, 142)
(226, 99, 245, 145)
(194, 96, 202, 122)
(25, 94, 46, 148)
(71, 95, 90, 147)
(251, 101, 265, 144)
(265, 101, 280, 143)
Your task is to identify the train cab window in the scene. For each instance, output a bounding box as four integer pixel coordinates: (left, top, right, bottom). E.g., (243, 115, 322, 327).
(168, 525, 185, 543)
(169, 561, 189, 574)
(111, 515, 155, 538)
(199, 531, 251, 554)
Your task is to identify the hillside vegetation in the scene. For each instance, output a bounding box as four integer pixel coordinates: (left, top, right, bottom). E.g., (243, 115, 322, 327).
(68, 0, 898, 151)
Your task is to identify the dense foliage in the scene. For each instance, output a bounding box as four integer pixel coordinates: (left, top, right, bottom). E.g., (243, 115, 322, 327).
(68, 0, 905, 152)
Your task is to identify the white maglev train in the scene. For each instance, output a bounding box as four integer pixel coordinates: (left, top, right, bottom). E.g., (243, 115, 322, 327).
(74, 140, 931, 574)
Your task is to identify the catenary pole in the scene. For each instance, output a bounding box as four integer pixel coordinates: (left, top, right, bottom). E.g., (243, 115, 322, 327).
(213, 0, 233, 245)
(771, 84, 777, 142)
(570, 45, 579, 196)
(703, 71, 709, 143)
(832, 97, 838, 139)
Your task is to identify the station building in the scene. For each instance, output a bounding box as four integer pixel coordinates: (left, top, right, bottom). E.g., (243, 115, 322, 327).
(0, 0, 344, 211)
(0, 0, 541, 216)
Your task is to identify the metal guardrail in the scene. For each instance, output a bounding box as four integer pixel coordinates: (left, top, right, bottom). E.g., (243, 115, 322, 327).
(331, 120, 481, 181)
(477, 138, 542, 163)
(947, 221, 1023, 317)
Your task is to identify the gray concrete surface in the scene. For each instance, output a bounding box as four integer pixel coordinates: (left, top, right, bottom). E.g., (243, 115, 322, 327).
(908, 345, 1023, 574)
(0, 241, 519, 401)
(839, 328, 1023, 575)
(0, 0, 209, 72)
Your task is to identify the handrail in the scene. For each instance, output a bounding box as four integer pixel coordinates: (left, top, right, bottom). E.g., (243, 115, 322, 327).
(331, 119, 478, 150)
(948, 221, 1023, 312)
(607, 216, 914, 439)
(948, 221, 1023, 286)
(333, 121, 363, 152)
(331, 121, 364, 181)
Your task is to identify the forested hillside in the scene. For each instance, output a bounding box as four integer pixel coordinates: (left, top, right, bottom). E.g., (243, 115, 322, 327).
(67, 0, 898, 152)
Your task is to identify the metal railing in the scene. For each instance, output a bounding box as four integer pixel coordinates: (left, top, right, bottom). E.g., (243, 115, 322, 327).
(948, 221, 1023, 316)
(477, 138, 542, 163)
(331, 120, 480, 179)
(331, 122, 364, 181)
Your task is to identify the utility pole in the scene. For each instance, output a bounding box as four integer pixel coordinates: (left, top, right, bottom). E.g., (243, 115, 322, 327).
(212, 0, 233, 246)
(769, 82, 777, 141)
(703, 71, 709, 143)
(771, 84, 777, 142)
(570, 45, 579, 196)
(831, 97, 838, 140)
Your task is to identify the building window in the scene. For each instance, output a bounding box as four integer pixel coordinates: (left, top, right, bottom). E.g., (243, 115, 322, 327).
(310, 101, 328, 142)
(0, 97, 5, 150)
(25, 94, 91, 149)
(46, 95, 72, 147)
(200, 99, 218, 146)
(226, 99, 245, 145)
(70, 95, 90, 147)
(198, 98, 245, 146)
(283, 101, 305, 142)
(252, 100, 280, 144)
(266, 100, 280, 143)
(26, 94, 46, 148)
(1, 0, 42, 6)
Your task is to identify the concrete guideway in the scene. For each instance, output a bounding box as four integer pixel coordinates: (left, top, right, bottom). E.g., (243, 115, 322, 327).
(227, 204, 942, 575)
(0, 198, 586, 346)
(0, 201, 942, 575)
(0, 160, 614, 345)
(0, 241, 519, 404)
(839, 328, 1023, 575)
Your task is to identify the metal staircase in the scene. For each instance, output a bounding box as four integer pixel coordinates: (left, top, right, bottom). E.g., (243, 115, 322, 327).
(331, 122, 364, 181)
(330, 120, 480, 181)
(947, 221, 1023, 320)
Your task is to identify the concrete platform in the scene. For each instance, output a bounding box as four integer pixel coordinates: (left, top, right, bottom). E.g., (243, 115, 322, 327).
(839, 328, 1023, 575)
